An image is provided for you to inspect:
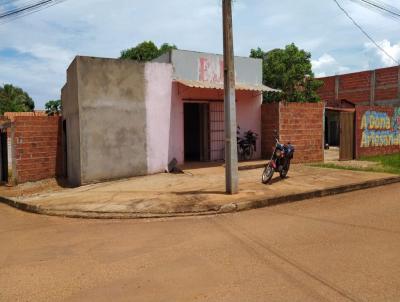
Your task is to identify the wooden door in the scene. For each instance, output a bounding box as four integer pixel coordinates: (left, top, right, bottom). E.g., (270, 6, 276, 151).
(339, 112, 355, 161)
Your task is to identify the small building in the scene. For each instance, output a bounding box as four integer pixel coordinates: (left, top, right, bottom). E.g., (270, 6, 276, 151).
(61, 50, 274, 186)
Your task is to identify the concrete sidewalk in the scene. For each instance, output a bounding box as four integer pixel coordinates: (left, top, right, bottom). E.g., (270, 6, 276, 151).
(1, 164, 400, 219)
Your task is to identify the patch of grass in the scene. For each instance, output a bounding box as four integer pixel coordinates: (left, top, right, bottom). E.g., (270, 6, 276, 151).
(310, 153, 400, 174)
(360, 154, 400, 174)
(310, 153, 400, 175)
(309, 163, 378, 173)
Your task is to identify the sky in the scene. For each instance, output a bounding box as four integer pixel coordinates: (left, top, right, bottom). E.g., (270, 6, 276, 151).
(0, 0, 399, 109)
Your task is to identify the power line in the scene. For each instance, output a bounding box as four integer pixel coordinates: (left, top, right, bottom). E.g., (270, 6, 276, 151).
(0, 0, 53, 18)
(0, 0, 35, 6)
(333, 0, 399, 65)
(350, 0, 400, 18)
(0, 0, 66, 24)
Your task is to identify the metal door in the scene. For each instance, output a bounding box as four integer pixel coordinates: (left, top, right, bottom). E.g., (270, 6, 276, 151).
(339, 112, 355, 161)
(209, 102, 225, 161)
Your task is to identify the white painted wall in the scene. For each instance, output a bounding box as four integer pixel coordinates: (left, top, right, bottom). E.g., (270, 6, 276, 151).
(145, 63, 173, 174)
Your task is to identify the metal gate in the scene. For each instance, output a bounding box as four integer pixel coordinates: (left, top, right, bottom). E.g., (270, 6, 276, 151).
(209, 102, 225, 161)
(339, 112, 355, 161)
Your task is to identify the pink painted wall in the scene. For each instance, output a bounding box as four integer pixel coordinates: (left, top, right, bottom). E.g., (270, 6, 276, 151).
(145, 63, 173, 173)
(170, 82, 262, 164)
(236, 90, 262, 159)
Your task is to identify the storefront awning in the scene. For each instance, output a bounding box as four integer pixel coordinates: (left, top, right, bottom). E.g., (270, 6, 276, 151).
(175, 79, 280, 92)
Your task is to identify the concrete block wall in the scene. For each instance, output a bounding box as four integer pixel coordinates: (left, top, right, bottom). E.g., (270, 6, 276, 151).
(355, 105, 400, 158)
(62, 56, 173, 186)
(11, 116, 63, 184)
(318, 66, 400, 107)
(261, 102, 324, 163)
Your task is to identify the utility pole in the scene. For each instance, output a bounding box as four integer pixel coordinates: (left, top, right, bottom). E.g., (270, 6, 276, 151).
(222, 0, 238, 194)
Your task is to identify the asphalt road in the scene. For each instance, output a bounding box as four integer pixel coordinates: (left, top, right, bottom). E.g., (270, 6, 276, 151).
(1, 183, 400, 302)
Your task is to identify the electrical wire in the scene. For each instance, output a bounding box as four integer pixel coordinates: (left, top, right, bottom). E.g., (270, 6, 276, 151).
(1, 0, 53, 18)
(0, 0, 66, 24)
(333, 0, 399, 65)
(350, 0, 400, 18)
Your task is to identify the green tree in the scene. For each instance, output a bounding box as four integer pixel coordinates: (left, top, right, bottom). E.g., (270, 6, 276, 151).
(45, 99, 61, 116)
(158, 43, 177, 55)
(250, 43, 323, 103)
(0, 84, 35, 115)
(120, 41, 177, 62)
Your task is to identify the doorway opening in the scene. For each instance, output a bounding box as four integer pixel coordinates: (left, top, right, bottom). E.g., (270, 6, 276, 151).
(325, 108, 355, 161)
(184, 102, 210, 162)
(0, 130, 8, 183)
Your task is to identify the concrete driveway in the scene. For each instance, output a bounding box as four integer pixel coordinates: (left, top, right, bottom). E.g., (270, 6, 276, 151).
(1, 183, 400, 301)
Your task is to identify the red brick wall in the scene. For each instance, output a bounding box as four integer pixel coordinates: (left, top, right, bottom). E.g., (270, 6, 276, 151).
(338, 71, 371, 104)
(11, 116, 63, 184)
(355, 105, 400, 158)
(318, 76, 336, 107)
(318, 66, 399, 107)
(5, 111, 47, 121)
(261, 102, 324, 163)
(261, 103, 280, 158)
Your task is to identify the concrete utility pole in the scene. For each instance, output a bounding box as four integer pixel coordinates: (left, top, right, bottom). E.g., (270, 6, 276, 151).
(222, 0, 238, 194)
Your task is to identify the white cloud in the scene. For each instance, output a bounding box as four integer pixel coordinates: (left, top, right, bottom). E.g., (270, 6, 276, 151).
(364, 39, 400, 67)
(0, 0, 399, 108)
(315, 72, 326, 77)
(312, 54, 336, 70)
(312, 53, 350, 77)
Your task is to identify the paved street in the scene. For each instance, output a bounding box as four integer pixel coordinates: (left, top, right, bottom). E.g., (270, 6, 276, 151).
(1, 183, 400, 302)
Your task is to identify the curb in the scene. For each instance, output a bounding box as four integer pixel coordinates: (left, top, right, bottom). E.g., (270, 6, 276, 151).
(233, 176, 400, 212)
(1, 176, 400, 219)
(238, 163, 265, 171)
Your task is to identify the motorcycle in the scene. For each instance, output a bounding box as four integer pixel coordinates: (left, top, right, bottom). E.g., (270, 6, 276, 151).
(237, 127, 258, 161)
(262, 131, 295, 184)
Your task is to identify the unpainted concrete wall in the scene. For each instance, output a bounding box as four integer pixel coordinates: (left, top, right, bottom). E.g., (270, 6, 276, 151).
(61, 58, 81, 186)
(62, 56, 173, 186)
(77, 57, 148, 184)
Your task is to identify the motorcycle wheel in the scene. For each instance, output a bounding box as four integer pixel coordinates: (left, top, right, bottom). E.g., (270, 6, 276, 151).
(279, 160, 291, 179)
(237, 147, 242, 162)
(262, 164, 274, 184)
(243, 145, 254, 161)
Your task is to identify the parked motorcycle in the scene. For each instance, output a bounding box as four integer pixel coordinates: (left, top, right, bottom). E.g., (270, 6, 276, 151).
(262, 131, 295, 184)
(237, 127, 258, 161)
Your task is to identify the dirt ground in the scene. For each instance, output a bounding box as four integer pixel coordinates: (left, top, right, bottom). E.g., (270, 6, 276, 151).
(0, 178, 64, 198)
(1, 183, 400, 301)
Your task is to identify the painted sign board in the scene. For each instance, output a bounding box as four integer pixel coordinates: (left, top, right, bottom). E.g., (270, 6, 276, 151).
(198, 57, 224, 84)
(153, 49, 263, 85)
(360, 108, 400, 148)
